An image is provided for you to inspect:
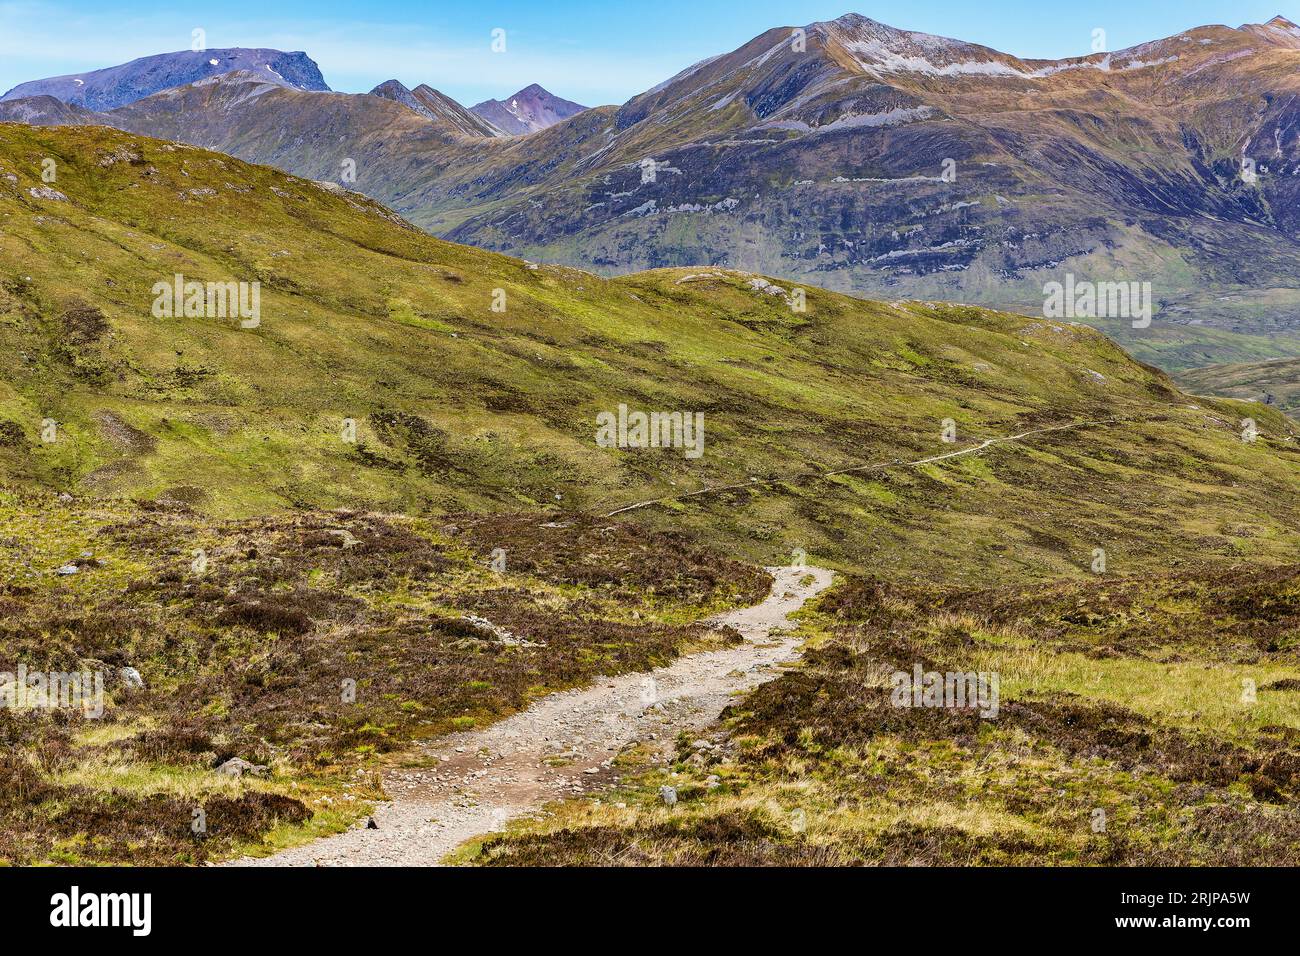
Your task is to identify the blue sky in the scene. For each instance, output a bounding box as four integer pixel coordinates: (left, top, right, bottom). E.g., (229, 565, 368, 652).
(0, 1, 1293, 106)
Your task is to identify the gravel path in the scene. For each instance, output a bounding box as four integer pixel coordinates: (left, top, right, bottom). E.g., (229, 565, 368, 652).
(227, 564, 834, 867)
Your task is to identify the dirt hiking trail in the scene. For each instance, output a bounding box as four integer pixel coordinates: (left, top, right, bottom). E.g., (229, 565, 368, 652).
(229, 564, 834, 867)
(604, 418, 1116, 517)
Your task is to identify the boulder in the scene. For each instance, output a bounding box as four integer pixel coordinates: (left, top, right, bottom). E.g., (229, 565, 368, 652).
(215, 757, 268, 779)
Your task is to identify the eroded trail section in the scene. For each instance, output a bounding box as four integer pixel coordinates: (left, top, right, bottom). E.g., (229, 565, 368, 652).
(603, 419, 1115, 517)
(230, 565, 833, 867)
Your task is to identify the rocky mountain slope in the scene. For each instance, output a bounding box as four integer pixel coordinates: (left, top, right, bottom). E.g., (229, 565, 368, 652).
(470, 84, 588, 135)
(0, 48, 330, 110)
(3, 123, 1300, 575)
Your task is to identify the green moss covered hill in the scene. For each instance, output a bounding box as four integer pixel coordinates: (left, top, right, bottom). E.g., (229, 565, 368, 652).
(3, 122, 1300, 581)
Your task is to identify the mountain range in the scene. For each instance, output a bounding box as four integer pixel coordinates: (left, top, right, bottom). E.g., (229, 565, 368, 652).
(1, 51, 586, 138)
(4, 14, 1300, 374)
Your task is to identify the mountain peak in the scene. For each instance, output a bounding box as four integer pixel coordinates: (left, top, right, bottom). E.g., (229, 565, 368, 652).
(469, 84, 588, 135)
(824, 13, 899, 32)
(1263, 13, 1300, 34)
(819, 13, 974, 46)
(809, 13, 1032, 80)
(1243, 14, 1300, 47)
(371, 79, 411, 96)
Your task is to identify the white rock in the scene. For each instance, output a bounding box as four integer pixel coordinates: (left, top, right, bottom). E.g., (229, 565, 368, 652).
(216, 757, 268, 778)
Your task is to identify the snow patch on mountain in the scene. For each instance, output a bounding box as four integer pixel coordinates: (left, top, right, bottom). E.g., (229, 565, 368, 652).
(843, 41, 1026, 78)
(868, 238, 982, 262)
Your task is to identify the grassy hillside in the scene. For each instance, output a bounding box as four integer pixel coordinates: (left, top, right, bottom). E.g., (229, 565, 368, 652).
(6, 124, 1300, 582)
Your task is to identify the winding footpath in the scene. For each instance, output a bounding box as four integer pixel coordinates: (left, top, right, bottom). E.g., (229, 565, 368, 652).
(228, 564, 834, 867)
(603, 418, 1117, 517)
